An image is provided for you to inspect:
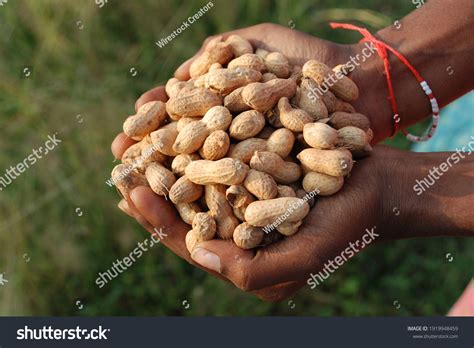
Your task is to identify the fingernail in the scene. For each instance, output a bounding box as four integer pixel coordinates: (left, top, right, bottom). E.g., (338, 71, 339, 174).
(117, 199, 132, 216)
(191, 247, 221, 273)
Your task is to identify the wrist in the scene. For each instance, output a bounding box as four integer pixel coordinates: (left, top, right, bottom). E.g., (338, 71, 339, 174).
(380, 148, 474, 240)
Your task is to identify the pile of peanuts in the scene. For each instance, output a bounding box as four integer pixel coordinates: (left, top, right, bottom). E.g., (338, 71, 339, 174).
(112, 35, 372, 251)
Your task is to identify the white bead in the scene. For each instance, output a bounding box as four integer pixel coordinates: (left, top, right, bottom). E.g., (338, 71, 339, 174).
(406, 81, 440, 143)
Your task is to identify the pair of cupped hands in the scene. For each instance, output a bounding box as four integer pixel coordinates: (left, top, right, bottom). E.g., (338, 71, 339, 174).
(111, 24, 403, 301)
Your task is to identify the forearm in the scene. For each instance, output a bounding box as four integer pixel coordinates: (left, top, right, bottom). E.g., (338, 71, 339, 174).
(384, 148, 474, 240)
(352, 0, 474, 142)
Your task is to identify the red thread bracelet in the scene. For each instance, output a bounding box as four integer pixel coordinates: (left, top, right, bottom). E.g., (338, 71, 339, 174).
(330, 22, 440, 142)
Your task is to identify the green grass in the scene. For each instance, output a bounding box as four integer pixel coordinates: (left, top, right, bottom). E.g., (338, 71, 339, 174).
(0, 0, 472, 316)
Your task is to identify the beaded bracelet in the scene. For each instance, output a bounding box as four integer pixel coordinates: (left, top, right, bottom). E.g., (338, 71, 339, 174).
(330, 22, 440, 142)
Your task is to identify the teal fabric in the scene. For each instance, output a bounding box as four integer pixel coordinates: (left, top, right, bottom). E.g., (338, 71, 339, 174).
(412, 91, 474, 152)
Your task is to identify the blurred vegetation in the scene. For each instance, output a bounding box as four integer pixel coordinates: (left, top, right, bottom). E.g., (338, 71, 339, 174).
(0, 0, 472, 316)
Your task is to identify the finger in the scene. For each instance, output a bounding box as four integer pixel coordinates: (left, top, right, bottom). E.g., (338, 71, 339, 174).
(190, 227, 318, 291)
(129, 186, 231, 282)
(118, 198, 150, 229)
(123, 192, 156, 231)
(130, 186, 189, 255)
(135, 86, 168, 112)
(174, 57, 194, 81)
(111, 132, 136, 159)
(117, 199, 135, 217)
